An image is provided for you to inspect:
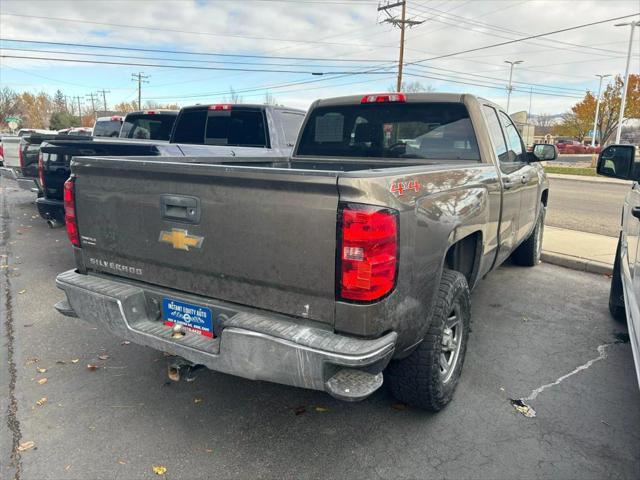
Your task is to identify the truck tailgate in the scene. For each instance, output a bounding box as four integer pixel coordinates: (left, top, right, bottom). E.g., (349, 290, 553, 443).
(73, 157, 339, 325)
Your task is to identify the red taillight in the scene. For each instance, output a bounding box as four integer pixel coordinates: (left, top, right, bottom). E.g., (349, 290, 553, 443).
(111, 115, 123, 122)
(0, 144, 4, 159)
(143, 110, 157, 115)
(38, 152, 45, 188)
(360, 93, 406, 104)
(338, 204, 398, 302)
(208, 104, 232, 111)
(63, 178, 80, 247)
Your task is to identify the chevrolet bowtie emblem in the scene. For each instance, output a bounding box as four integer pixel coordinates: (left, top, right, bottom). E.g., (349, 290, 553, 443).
(158, 229, 204, 251)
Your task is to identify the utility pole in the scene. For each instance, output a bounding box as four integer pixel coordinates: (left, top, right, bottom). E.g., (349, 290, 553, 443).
(591, 74, 611, 147)
(131, 72, 149, 110)
(86, 92, 98, 119)
(528, 87, 533, 121)
(504, 60, 523, 113)
(614, 20, 639, 144)
(378, 1, 423, 91)
(97, 89, 110, 113)
(75, 96, 82, 125)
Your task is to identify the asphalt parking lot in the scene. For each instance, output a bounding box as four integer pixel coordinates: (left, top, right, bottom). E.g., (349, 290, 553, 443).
(1, 183, 639, 480)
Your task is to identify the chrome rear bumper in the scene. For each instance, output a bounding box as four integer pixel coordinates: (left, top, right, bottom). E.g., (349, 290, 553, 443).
(55, 270, 396, 401)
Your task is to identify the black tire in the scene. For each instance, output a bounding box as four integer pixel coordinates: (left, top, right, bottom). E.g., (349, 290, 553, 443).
(512, 202, 545, 267)
(609, 236, 626, 322)
(386, 269, 470, 411)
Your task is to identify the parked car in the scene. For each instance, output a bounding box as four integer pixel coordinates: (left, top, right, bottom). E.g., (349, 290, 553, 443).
(119, 110, 178, 140)
(0, 133, 78, 191)
(92, 116, 123, 137)
(596, 144, 640, 388)
(37, 104, 305, 225)
(55, 92, 556, 410)
(556, 139, 587, 154)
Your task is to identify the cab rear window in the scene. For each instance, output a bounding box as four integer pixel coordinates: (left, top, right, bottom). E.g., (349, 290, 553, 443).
(172, 108, 268, 148)
(120, 114, 177, 140)
(296, 102, 479, 161)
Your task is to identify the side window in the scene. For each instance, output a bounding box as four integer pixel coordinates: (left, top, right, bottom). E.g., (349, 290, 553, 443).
(482, 105, 508, 164)
(277, 111, 305, 147)
(498, 111, 525, 164)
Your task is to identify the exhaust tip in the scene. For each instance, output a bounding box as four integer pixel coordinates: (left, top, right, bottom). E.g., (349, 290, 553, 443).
(47, 219, 63, 229)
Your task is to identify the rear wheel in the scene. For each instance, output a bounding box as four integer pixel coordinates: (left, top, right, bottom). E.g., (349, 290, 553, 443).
(609, 236, 626, 322)
(512, 202, 545, 267)
(386, 269, 470, 411)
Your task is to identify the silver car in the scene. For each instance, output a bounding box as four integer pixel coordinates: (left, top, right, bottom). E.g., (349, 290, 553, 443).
(597, 144, 640, 387)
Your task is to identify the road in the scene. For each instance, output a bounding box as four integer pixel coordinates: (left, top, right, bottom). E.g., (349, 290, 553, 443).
(546, 177, 628, 237)
(1, 183, 639, 480)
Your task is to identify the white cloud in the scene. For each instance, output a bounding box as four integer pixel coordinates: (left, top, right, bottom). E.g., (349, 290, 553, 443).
(0, 0, 638, 113)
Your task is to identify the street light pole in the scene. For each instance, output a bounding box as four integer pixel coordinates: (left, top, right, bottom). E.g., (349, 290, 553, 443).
(614, 20, 639, 144)
(505, 60, 523, 113)
(591, 74, 611, 147)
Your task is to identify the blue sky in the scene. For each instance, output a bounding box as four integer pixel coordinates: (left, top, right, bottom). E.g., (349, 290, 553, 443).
(0, 0, 638, 114)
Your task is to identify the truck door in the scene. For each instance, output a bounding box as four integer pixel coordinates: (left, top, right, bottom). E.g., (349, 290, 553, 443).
(498, 111, 539, 243)
(481, 105, 524, 265)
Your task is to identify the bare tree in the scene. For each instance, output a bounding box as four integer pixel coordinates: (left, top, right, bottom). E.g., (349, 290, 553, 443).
(263, 91, 277, 105)
(224, 87, 242, 104)
(388, 81, 433, 93)
(531, 113, 555, 127)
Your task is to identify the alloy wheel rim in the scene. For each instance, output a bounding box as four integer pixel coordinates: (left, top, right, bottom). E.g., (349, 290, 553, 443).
(440, 302, 463, 383)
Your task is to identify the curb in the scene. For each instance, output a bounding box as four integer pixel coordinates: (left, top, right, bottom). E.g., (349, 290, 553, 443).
(546, 173, 631, 186)
(541, 251, 612, 275)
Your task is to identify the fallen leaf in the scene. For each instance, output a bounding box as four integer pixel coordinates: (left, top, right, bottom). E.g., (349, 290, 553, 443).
(194, 397, 203, 404)
(36, 367, 47, 374)
(510, 399, 536, 418)
(205, 448, 213, 453)
(37, 378, 48, 385)
(86, 364, 99, 371)
(391, 403, 407, 411)
(18, 289, 26, 294)
(56, 360, 66, 365)
(314, 406, 329, 413)
(35, 397, 47, 407)
(25, 357, 39, 365)
(71, 359, 79, 364)
(121, 341, 131, 345)
(65, 465, 72, 471)
(118, 460, 127, 465)
(152, 465, 167, 475)
(293, 405, 306, 416)
(18, 441, 35, 451)
(98, 354, 109, 360)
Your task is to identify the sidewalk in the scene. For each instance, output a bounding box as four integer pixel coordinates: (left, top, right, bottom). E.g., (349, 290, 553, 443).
(541, 225, 617, 275)
(546, 173, 631, 186)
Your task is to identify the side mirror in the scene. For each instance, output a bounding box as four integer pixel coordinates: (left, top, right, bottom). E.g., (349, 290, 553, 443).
(596, 145, 637, 181)
(528, 143, 558, 162)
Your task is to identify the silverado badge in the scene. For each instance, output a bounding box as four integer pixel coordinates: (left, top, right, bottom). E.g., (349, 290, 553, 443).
(159, 229, 204, 251)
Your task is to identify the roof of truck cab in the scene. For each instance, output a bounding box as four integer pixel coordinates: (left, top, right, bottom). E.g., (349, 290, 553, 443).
(313, 92, 471, 107)
(180, 103, 305, 113)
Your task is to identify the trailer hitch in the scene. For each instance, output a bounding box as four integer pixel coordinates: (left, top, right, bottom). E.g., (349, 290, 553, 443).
(167, 356, 204, 382)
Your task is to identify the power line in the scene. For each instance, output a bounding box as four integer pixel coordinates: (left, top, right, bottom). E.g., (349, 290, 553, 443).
(407, 2, 630, 57)
(0, 38, 395, 63)
(0, 54, 395, 75)
(387, 13, 640, 70)
(0, 46, 388, 70)
(0, 13, 399, 49)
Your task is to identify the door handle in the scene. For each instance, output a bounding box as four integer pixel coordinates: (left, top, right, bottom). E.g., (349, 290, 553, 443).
(502, 177, 514, 190)
(521, 175, 529, 184)
(160, 194, 201, 223)
(632, 206, 640, 220)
